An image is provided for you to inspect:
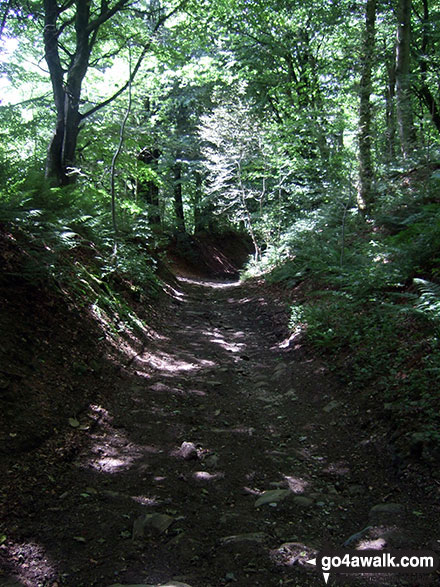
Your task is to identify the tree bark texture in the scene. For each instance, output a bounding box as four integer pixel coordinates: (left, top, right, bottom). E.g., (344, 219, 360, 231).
(357, 0, 376, 214)
(43, 0, 165, 185)
(395, 0, 416, 158)
(43, 0, 95, 184)
(385, 43, 397, 160)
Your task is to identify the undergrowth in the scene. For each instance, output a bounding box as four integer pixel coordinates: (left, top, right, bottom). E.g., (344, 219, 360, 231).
(248, 174, 440, 463)
(0, 176, 163, 339)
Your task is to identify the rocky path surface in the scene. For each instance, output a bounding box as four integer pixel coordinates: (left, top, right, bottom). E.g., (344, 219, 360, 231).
(1, 277, 438, 587)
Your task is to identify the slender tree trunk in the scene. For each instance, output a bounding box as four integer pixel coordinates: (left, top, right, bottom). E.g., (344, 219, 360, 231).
(237, 162, 260, 261)
(357, 0, 376, 214)
(150, 148, 161, 226)
(174, 157, 186, 233)
(110, 50, 132, 240)
(149, 182, 161, 226)
(137, 148, 161, 226)
(193, 172, 204, 233)
(385, 42, 397, 160)
(395, 0, 416, 158)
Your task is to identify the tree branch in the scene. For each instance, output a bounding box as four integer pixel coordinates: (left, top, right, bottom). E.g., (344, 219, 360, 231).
(89, 44, 125, 67)
(86, 0, 131, 34)
(59, 0, 75, 12)
(0, 92, 52, 108)
(81, 0, 188, 120)
(57, 13, 76, 38)
(43, 0, 66, 113)
(80, 41, 150, 119)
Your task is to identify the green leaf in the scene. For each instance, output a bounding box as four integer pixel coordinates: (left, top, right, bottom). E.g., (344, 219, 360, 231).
(68, 418, 80, 428)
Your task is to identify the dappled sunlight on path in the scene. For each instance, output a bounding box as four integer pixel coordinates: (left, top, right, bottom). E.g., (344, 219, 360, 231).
(176, 276, 241, 289)
(1, 276, 436, 587)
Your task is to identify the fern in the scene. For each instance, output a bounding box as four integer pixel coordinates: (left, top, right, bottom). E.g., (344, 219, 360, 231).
(414, 278, 440, 322)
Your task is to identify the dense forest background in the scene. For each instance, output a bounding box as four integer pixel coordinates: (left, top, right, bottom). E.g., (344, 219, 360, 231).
(1, 0, 440, 461)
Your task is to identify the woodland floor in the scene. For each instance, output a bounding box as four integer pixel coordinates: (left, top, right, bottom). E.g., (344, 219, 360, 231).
(1, 260, 440, 586)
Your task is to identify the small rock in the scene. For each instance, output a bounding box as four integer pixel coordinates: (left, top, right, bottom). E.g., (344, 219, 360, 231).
(358, 538, 387, 550)
(101, 490, 121, 499)
(255, 489, 290, 507)
(179, 442, 198, 460)
(132, 513, 175, 539)
(285, 390, 298, 400)
(323, 400, 340, 413)
(205, 381, 223, 387)
(271, 542, 317, 566)
(158, 582, 193, 587)
(220, 532, 268, 545)
(150, 382, 172, 393)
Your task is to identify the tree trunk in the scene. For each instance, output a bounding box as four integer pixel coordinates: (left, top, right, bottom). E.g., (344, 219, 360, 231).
(174, 158, 186, 234)
(43, 0, 91, 185)
(357, 0, 376, 214)
(193, 172, 204, 233)
(385, 42, 397, 160)
(416, 0, 440, 135)
(237, 162, 260, 261)
(137, 148, 161, 226)
(395, 0, 416, 158)
(42, 0, 179, 186)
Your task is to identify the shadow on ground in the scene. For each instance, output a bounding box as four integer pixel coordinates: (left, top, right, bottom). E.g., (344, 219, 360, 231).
(1, 274, 439, 587)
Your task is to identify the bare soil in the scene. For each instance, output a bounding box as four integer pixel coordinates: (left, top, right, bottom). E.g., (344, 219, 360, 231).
(1, 261, 439, 586)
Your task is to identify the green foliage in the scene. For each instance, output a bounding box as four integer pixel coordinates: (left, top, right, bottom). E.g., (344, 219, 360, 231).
(389, 203, 440, 277)
(413, 278, 440, 332)
(287, 272, 440, 457)
(2, 0, 440, 461)
(0, 177, 162, 338)
(249, 174, 440, 459)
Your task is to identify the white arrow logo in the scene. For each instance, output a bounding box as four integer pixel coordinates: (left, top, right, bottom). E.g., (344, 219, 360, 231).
(306, 557, 330, 584)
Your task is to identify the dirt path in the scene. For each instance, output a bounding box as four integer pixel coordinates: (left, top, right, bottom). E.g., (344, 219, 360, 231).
(1, 276, 439, 586)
